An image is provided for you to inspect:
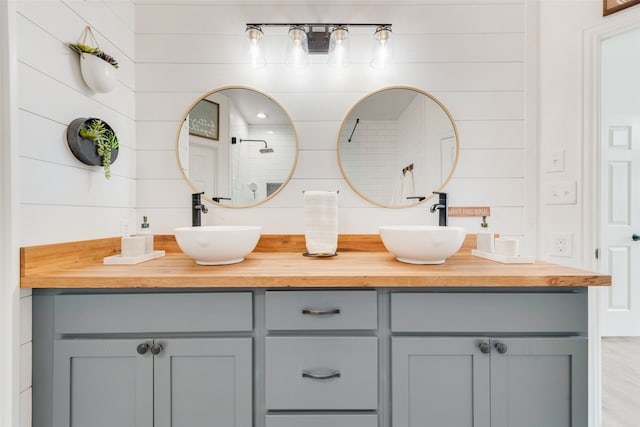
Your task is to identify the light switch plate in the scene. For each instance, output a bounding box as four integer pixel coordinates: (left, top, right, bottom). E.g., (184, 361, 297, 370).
(543, 149, 565, 173)
(543, 180, 577, 204)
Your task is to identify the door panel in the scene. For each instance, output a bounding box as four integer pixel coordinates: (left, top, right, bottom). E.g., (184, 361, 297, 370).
(189, 140, 217, 197)
(599, 27, 640, 336)
(153, 338, 252, 427)
(392, 337, 490, 427)
(53, 339, 153, 427)
(490, 338, 587, 427)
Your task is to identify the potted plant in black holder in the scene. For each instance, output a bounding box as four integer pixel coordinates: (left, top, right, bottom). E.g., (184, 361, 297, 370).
(67, 118, 119, 179)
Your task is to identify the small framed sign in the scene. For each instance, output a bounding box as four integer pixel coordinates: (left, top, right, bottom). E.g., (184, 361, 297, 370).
(604, 0, 640, 16)
(189, 99, 219, 140)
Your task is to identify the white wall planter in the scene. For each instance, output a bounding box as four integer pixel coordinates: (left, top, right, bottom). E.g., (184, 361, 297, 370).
(80, 53, 117, 93)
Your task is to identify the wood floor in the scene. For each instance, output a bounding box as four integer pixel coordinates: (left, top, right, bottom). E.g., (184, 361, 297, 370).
(602, 337, 640, 427)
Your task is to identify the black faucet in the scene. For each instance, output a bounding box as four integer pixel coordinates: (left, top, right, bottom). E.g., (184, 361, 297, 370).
(430, 191, 448, 226)
(192, 192, 208, 227)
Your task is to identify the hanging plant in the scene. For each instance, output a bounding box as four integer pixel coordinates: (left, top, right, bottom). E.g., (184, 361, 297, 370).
(68, 26, 119, 93)
(66, 118, 119, 179)
(68, 42, 119, 69)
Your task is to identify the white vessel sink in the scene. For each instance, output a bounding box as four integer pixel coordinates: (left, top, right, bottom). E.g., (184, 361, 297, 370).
(379, 225, 465, 265)
(174, 225, 262, 265)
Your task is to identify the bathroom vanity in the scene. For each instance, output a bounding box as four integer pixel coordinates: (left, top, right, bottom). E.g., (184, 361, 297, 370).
(22, 235, 609, 427)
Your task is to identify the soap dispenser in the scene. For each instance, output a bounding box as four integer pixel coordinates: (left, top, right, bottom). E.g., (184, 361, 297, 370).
(476, 216, 495, 253)
(139, 216, 154, 254)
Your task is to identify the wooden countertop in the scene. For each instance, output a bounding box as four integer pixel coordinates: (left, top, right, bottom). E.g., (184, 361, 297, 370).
(20, 234, 611, 289)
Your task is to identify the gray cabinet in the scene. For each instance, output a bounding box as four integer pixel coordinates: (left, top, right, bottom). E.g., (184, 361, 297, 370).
(265, 336, 378, 410)
(392, 337, 490, 427)
(265, 290, 377, 330)
(53, 337, 252, 427)
(36, 292, 254, 427)
(265, 414, 378, 427)
(53, 339, 153, 427)
(392, 336, 586, 427)
(264, 290, 378, 425)
(154, 338, 252, 427)
(391, 291, 588, 427)
(490, 337, 587, 427)
(34, 288, 589, 427)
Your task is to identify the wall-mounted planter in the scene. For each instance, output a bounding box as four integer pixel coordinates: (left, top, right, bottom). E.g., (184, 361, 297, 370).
(80, 53, 117, 93)
(69, 27, 119, 94)
(67, 118, 118, 177)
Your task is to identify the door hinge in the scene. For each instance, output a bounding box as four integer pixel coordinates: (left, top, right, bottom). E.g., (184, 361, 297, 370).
(595, 248, 600, 259)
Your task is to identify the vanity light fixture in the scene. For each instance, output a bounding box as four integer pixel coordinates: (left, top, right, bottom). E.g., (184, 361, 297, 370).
(244, 23, 392, 69)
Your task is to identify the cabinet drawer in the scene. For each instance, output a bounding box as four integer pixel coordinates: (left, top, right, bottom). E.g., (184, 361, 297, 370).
(265, 337, 378, 410)
(391, 292, 587, 334)
(265, 290, 377, 330)
(54, 292, 252, 334)
(266, 414, 378, 427)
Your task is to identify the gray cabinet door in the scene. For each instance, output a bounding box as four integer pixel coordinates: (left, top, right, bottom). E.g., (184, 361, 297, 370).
(53, 339, 153, 427)
(490, 338, 587, 427)
(392, 337, 491, 427)
(153, 338, 253, 427)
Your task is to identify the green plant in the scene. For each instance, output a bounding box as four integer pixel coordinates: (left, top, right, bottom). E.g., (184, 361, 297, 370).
(68, 42, 119, 69)
(79, 119, 119, 179)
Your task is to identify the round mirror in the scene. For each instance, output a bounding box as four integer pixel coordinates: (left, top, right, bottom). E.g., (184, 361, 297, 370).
(338, 86, 459, 208)
(177, 86, 298, 207)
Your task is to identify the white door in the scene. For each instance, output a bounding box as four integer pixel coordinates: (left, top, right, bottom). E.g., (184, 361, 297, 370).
(189, 140, 217, 199)
(599, 27, 640, 336)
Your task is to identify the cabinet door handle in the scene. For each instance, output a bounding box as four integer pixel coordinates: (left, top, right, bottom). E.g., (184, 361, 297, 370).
(302, 370, 341, 380)
(136, 343, 150, 355)
(301, 308, 341, 316)
(478, 342, 491, 354)
(150, 343, 163, 355)
(494, 342, 508, 354)
(633, 234, 640, 241)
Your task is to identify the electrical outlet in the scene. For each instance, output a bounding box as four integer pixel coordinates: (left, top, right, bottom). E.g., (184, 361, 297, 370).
(550, 232, 573, 257)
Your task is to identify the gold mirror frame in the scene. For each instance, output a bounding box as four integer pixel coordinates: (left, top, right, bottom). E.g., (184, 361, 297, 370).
(337, 86, 460, 208)
(176, 86, 299, 208)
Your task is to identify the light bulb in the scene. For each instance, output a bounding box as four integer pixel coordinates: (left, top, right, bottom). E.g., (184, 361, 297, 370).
(370, 26, 393, 69)
(328, 25, 351, 68)
(243, 25, 266, 68)
(285, 25, 309, 68)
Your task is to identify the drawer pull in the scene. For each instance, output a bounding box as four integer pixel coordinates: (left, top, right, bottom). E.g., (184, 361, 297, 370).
(301, 308, 341, 316)
(302, 370, 341, 380)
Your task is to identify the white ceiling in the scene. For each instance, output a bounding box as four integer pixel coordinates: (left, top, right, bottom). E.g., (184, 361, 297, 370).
(210, 88, 291, 126)
(348, 89, 418, 120)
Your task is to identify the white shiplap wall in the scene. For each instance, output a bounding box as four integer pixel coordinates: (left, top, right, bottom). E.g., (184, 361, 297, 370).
(135, 2, 530, 245)
(15, 2, 135, 426)
(17, 0, 137, 247)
